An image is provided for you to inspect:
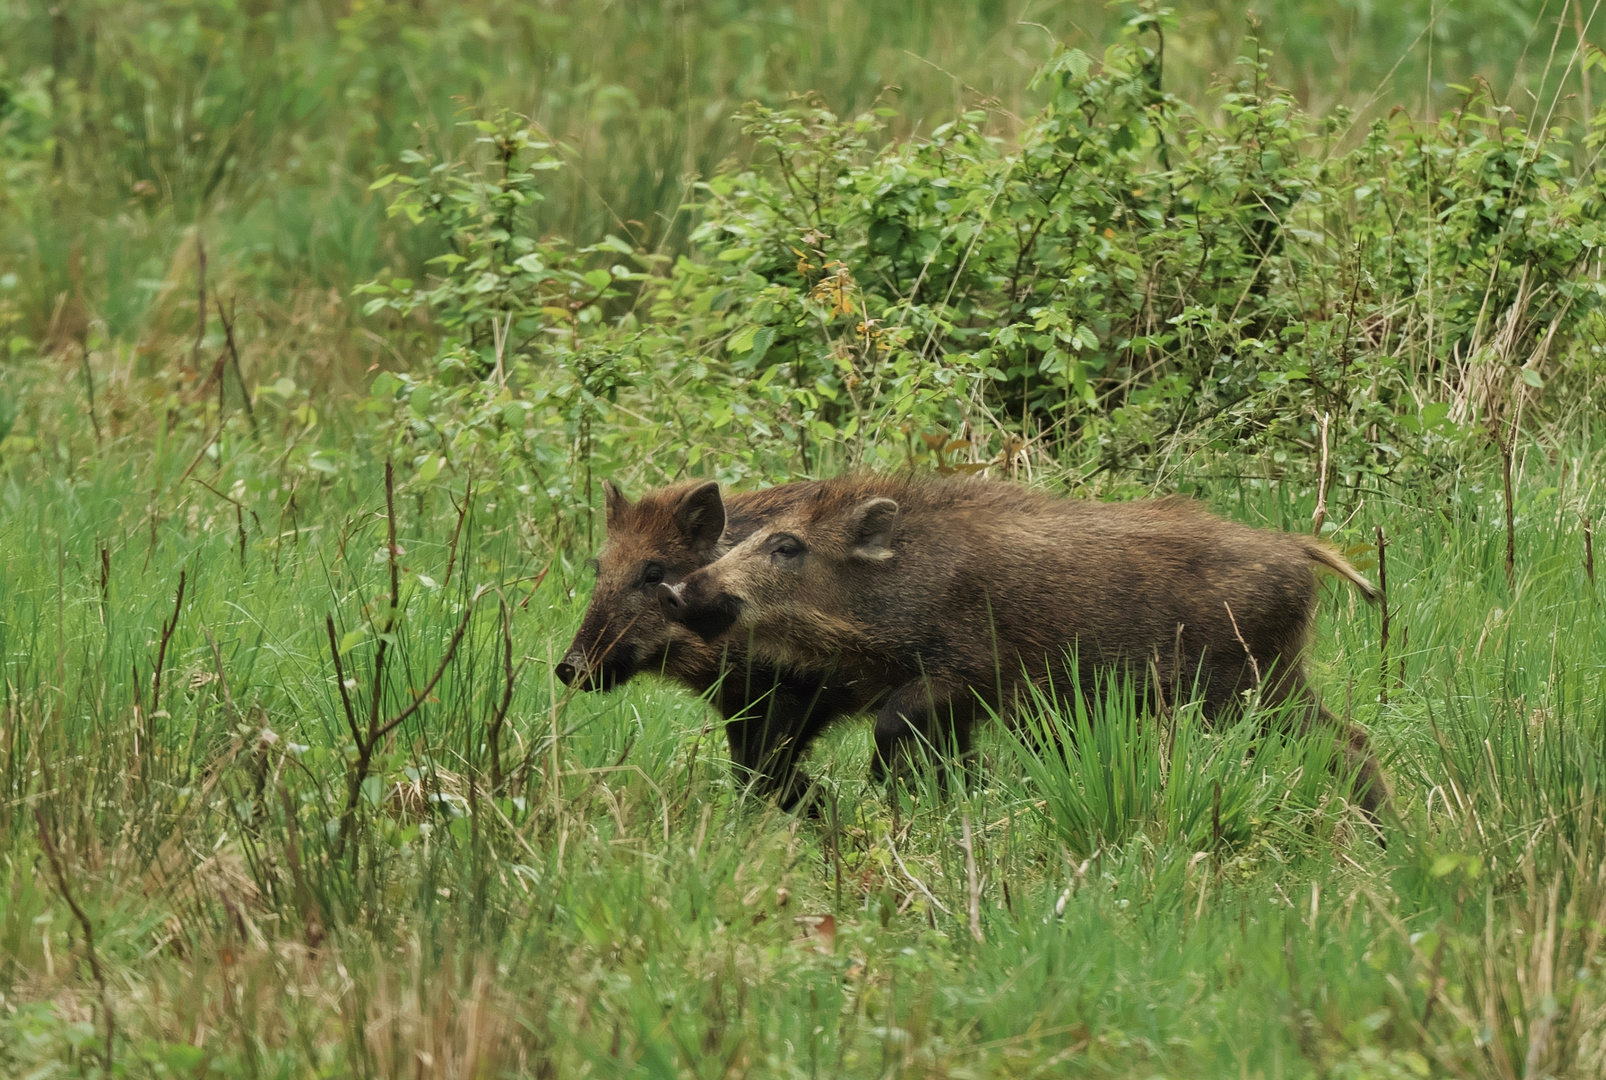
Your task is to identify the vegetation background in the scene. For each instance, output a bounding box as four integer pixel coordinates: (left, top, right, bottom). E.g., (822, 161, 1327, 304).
(2, 0, 1606, 1076)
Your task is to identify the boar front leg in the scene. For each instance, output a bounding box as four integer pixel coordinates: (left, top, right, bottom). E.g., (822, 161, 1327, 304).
(869, 678, 976, 794)
(717, 670, 851, 814)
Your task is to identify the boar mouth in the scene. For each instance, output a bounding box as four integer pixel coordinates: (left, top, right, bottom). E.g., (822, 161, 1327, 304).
(556, 644, 638, 691)
(657, 582, 744, 642)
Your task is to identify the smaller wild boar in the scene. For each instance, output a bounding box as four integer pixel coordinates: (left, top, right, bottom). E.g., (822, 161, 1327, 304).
(557, 479, 877, 809)
(658, 476, 1387, 815)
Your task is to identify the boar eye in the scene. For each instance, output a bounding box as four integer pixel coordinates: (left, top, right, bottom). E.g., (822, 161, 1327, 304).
(640, 562, 665, 588)
(768, 535, 806, 562)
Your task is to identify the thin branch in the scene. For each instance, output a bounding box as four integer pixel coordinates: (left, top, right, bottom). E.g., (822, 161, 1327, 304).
(1223, 601, 1262, 692)
(373, 589, 484, 743)
(216, 297, 259, 440)
(1377, 527, 1391, 707)
(368, 460, 401, 741)
(961, 812, 985, 944)
(201, 625, 238, 720)
(488, 597, 518, 792)
(35, 807, 116, 1076)
(192, 234, 206, 372)
(151, 570, 188, 712)
(443, 476, 473, 590)
(888, 838, 952, 915)
(324, 615, 363, 747)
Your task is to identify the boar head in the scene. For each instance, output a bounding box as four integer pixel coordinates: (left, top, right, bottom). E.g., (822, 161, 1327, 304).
(558, 479, 726, 690)
(658, 495, 898, 665)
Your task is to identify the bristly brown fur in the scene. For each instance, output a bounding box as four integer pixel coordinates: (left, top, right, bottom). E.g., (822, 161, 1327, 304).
(665, 474, 1389, 818)
(560, 478, 876, 810)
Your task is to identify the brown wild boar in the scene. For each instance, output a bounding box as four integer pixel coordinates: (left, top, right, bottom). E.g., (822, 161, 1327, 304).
(658, 475, 1387, 815)
(557, 479, 877, 809)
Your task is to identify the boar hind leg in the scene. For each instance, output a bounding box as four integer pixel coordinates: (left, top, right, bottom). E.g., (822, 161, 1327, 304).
(1281, 687, 1391, 833)
(869, 680, 975, 795)
(1318, 705, 1391, 827)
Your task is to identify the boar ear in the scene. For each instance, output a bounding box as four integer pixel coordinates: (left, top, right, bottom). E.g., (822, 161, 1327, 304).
(674, 481, 726, 557)
(848, 498, 899, 561)
(602, 480, 632, 527)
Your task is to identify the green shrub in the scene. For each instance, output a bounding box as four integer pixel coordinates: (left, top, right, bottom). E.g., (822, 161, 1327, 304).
(363, 17, 1606, 522)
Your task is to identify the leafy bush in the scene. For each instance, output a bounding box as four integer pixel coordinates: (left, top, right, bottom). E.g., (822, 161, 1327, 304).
(363, 17, 1606, 520)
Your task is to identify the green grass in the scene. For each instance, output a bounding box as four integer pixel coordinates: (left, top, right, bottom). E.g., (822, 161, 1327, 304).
(0, 426, 1603, 1077)
(6, 5, 1606, 1073)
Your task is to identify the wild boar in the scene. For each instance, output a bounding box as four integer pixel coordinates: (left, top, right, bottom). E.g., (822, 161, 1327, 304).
(658, 475, 1387, 815)
(556, 479, 877, 809)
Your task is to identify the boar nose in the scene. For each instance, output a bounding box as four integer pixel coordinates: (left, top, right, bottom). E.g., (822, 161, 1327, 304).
(657, 581, 687, 618)
(555, 652, 583, 686)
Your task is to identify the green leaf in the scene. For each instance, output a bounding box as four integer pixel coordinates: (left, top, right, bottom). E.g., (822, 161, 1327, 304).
(419, 455, 443, 483)
(361, 775, 384, 807)
(370, 372, 398, 400)
(749, 326, 776, 365)
(1520, 368, 1544, 388)
(338, 628, 367, 656)
(410, 384, 434, 418)
(369, 173, 400, 191)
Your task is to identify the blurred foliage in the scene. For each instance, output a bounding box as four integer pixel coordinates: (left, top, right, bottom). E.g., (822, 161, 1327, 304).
(0, 0, 1595, 347)
(353, 18, 1606, 549)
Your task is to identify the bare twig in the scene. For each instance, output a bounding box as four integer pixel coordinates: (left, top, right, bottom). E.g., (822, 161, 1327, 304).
(192, 234, 206, 372)
(201, 625, 238, 720)
(176, 426, 222, 487)
(371, 592, 482, 743)
(888, 839, 951, 915)
(1223, 602, 1262, 692)
(1376, 527, 1391, 706)
(367, 460, 401, 741)
(191, 476, 251, 569)
(97, 543, 110, 620)
(1312, 411, 1331, 536)
(1499, 430, 1517, 590)
(34, 807, 116, 1076)
(80, 343, 102, 446)
(443, 476, 473, 590)
(337, 588, 485, 851)
(324, 615, 363, 747)
(488, 597, 519, 793)
(961, 812, 984, 944)
(215, 297, 259, 440)
(1586, 515, 1596, 589)
(151, 570, 188, 712)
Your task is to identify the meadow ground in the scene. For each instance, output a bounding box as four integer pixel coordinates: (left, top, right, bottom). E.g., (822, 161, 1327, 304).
(7, 2, 1606, 1076)
(1, 432, 1604, 1078)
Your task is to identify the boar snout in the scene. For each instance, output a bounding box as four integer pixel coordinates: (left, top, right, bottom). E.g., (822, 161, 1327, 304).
(658, 579, 744, 642)
(656, 581, 687, 616)
(555, 649, 585, 687)
(555, 636, 635, 691)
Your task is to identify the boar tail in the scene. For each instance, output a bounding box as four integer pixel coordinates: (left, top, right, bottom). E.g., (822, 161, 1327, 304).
(1304, 541, 1380, 604)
